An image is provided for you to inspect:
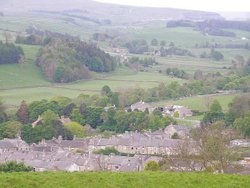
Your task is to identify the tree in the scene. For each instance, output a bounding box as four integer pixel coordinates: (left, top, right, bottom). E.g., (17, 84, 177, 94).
(41, 110, 58, 126)
(210, 100, 222, 112)
(160, 40, 166, 46)
(193, 70, 203, 80)
(0, 121, 22, 139)
(71, 108, 85, 125)
(233, 112, 250, 138)
(192, 121, 238, 173)
(21, 124, 55, 144)
(144, 161, 160, 171)
(62, 103, 76, 117)
(16, 100, 29, 124)
(85, 106, 103, 128)
(64, 121, 85, 138)
(0, 42, 24, 64)
(210, 49, 224, 61)
(101, 85, 112, 97)
(101, 108, 117, 132)
(169, 42, 175, 47)
(0, 161, 33, 172)
(151, 38, 158, 46)
(203, 100, 224, 124)
(0, 98, 7, 123)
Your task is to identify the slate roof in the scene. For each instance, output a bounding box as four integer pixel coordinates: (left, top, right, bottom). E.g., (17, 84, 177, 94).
(0, 140, 16, 149)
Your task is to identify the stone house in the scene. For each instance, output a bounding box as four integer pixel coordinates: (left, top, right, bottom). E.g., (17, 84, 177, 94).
(0, 138, 29, 153)
(164, 124, 192, 139)
(164, 105, 193, 118)
(130, 101, 155, 113)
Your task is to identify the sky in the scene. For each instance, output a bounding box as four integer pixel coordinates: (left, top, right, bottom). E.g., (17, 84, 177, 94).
(95, 0, 250, 12)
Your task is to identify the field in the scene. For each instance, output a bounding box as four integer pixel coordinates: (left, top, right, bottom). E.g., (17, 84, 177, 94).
(128, 25, 250, 47)
(0, 172, 249, 188)
(153, 92, 240, 112)
(0, 11, 249, 110)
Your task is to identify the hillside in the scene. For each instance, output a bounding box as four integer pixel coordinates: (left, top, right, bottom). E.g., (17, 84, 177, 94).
(0, 0, 223, 24)
(0, 172, 249, 188)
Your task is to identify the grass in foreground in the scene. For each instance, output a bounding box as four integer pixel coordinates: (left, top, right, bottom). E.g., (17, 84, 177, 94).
(0, 172, 249, 188)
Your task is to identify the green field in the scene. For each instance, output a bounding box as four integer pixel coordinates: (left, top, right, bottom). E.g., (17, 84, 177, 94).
(173, 93, 240, 112)
(1, 12, 249, 109)
(0, 45, 47, 89)
(153, 93, 241, 112)
(0, 172, 249, 188)
(128, 26, 250, 48)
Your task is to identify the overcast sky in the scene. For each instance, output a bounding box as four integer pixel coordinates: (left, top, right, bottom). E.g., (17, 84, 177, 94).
(96, 0, 250, 12)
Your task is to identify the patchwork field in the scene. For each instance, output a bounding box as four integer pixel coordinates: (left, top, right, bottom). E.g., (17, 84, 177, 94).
(0, 12, 249, 111)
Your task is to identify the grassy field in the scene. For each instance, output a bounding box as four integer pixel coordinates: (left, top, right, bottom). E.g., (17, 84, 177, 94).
(173, 93, 240, 112)
(0, 43, 185, 107)
(0, 172, 249, 188)
(0, 12, 95, 39)
(1, 13, 249, 109)
(128, 25, 250, 48)
(0, 45, 47, 89)
(153, 93, 241, 112)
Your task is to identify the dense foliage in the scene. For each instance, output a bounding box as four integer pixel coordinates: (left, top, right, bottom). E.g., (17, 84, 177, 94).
(36, 38, 115, 83)
(15, 35, 48, 45)
(166, 67, 188, 79)
(0, 42, 24, 64)
(0, 161, 33, 172)
(0, 121, 22, 139)
(125, 39, 149, 54)
(144, 161, 160, 171)
(160, 46, 195, 57)
(94, 147, 120, 155)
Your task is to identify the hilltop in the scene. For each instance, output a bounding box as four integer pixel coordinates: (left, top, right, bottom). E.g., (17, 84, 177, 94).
(1, 0, 222, 24)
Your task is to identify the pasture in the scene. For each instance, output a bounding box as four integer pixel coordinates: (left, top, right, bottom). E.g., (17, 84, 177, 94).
(153, 92, 240, 112)
(0, 172, 249, 188)
(0, 12, 249, 110)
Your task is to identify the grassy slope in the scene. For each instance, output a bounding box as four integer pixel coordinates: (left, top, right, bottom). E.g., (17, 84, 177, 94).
(0, 45, 183, 107)
(129, 25, 250, 48)
(0, 172, 249, 188)
(0, 13, 249, 108)
(163, 93, 240, 112)
(0, 45, 47, 89)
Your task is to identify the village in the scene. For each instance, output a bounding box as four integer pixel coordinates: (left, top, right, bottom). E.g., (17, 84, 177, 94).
(1, 101, 250, 173)
(0, 123, 194, 172)
(0, 122, 250, 173)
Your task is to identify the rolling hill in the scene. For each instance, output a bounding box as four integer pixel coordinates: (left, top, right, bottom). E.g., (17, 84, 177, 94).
(0, 0, 223, 24)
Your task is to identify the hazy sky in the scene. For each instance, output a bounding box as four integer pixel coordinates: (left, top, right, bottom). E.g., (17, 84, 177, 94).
(96, 0, 250, 12)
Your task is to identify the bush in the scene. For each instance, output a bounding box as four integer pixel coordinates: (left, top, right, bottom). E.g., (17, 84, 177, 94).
(0, 161, 33, 172)
(94, 147, 120, 155)
(144, 161, 160, 171)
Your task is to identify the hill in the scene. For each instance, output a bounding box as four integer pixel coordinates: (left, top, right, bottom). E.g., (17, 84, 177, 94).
(1, 0, 223, 24)
(0, 172, 249, 188)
